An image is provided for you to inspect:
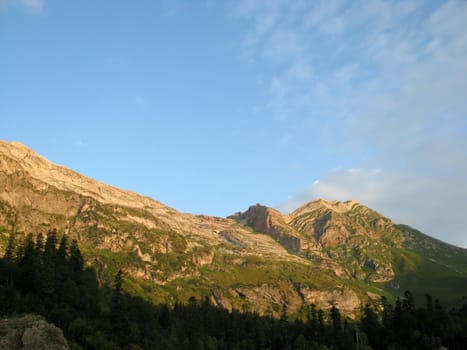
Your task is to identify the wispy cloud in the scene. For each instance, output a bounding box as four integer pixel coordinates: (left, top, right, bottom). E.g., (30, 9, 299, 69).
(0, 0, 44, 13)
(232, 0, 467, 246)
(133, 95, 146, 109)
(279, 168, 467, 248)
(74, 140, 89, 149)
(21, 0, 43, 13)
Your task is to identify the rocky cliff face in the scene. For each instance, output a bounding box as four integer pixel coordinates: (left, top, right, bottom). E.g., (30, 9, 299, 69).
(1, 140, 466, 317)
(229, 204, 311, 253)
(231, 199, 405, 282)
(285, 199, 403, 282)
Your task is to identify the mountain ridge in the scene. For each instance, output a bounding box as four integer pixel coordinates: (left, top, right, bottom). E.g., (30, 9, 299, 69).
(1, 140, 466, 317)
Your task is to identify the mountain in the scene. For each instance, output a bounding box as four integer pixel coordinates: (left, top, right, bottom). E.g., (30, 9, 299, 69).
(1, 140, 466, 317)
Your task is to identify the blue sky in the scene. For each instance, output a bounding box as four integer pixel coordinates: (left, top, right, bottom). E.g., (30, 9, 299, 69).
(1, 0, 467, 246)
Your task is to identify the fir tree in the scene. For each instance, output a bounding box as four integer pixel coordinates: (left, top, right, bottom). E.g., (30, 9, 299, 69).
(4, 232, 16, 262)
(35, 232, 44, 255)
(69, 239, 84, 276)
(361, 304, 380, 349)
(110, 269, 129, 344)
(17, 233, 40, 292)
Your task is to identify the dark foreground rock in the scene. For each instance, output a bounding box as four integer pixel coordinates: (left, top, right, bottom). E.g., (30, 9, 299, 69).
(0, 314, 69, 350)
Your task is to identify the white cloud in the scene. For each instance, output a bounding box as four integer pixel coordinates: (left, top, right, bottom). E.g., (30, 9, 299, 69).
(232, 0, 467, 247)
(0, 0, 44, 13)
(280, 168, 467, 248)
(21, 0, 43, 13)
(262, 29, 302, 63)
(134, 96, 146, 109)
(74, 140, 89, 148)
(304, 0, 346, 34)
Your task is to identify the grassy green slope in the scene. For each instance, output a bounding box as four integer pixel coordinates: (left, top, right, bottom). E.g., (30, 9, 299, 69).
(389, 225, 467, 305)
(289, 202, 467, 307)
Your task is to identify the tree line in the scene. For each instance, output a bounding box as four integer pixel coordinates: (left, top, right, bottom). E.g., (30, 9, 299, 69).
(1, 231, 466, 349)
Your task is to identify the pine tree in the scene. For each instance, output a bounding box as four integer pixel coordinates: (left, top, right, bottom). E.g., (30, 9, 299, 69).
(330, 304, 341, 335)
(41, 230, 60, 298)
(381, 296, 393, 329)
(393, 297, 402, 333)
(35, 232, 44, 255)
(110, 269, 129, 345)
(4, 232, 16, 262)
(308, 303, 318, 339)
(44, 229, 58, 260)
(2, 232, 17, 288)
(69, 239, 84, 277)
(113, 269, 124, 305)
(17, 233, 40, 292)
(361, 304, 380, 349)
(58, 235, 68, 262)
(318, 309, 325, 342)
(425, 293, 434, 313)
(280, 302, 288, 321)
(402, 290, 415, 312)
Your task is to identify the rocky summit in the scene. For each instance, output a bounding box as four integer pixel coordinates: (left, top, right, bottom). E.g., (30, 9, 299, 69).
(1, 140, 466, 318)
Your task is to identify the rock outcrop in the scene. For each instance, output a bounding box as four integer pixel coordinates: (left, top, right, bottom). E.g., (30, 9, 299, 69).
(299, 286, 361, 316)
(229, 204, 310, 253)
(0, 314, 69, 350)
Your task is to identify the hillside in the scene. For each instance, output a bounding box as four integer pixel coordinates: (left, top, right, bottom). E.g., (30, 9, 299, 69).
(1, 140, 466, 317)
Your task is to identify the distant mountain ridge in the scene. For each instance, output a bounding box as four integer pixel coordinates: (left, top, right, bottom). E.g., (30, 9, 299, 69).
(1, 140, 466, 317)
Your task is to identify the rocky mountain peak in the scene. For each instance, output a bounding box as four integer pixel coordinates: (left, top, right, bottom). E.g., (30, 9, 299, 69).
(1, 140, 36, 156)
(285, 199, 360, 221)
(0, 140, 171, 213)
(327, 199, 359, 212)
(0, 140, 49, 173)
(287, 199, 396, 241)
(229, 204, 309, 253)
(230, 203, 282, 230)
